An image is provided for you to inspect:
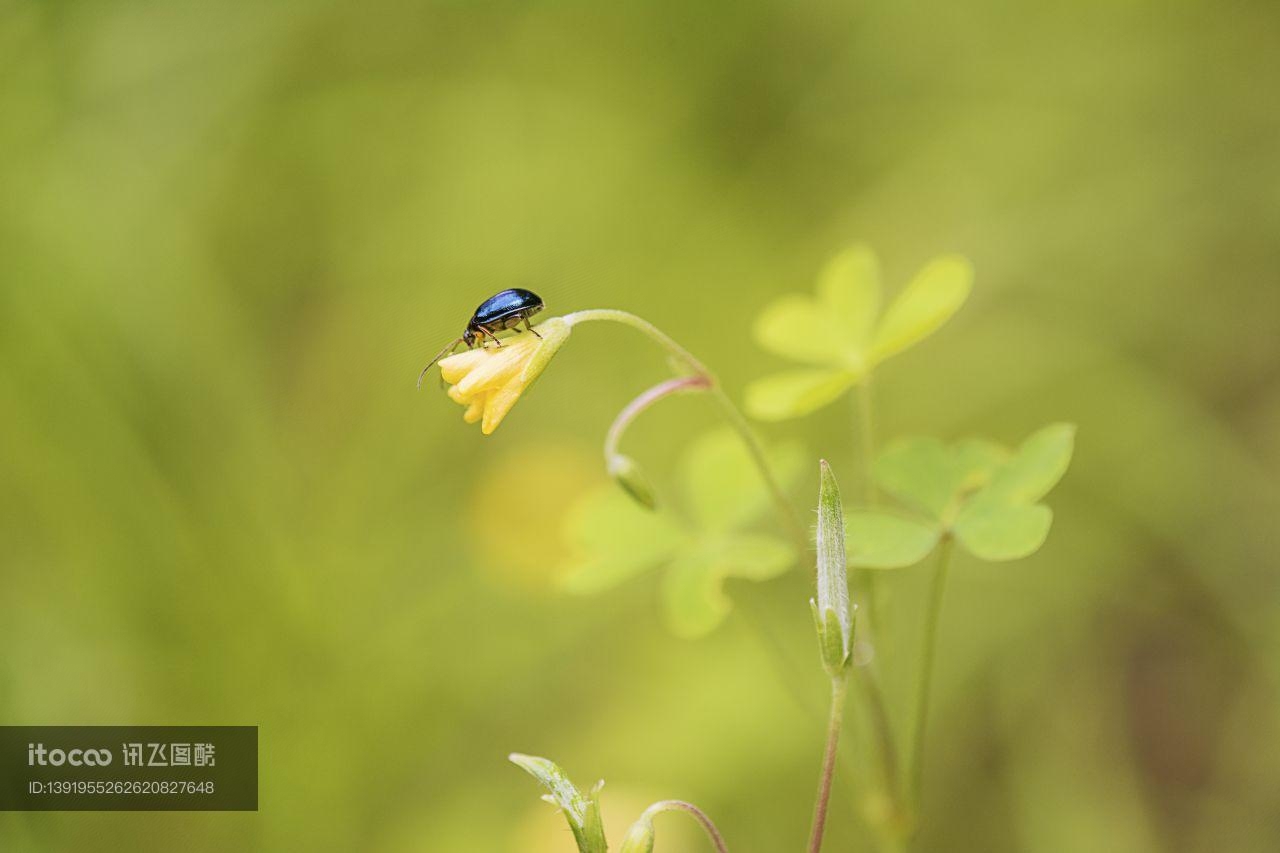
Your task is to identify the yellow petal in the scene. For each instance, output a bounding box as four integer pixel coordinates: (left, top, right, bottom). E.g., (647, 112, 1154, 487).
(438, 347, 488, 384)
(481, 378, 528, 434)
(433, 319, 572, 435)
(455, 341, 534, 397)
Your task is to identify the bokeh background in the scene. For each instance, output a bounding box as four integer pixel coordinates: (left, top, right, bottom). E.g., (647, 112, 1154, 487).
(2, 1, 1278, 850)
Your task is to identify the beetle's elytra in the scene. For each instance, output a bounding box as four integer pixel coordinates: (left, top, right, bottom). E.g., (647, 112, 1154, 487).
(418, 288, 545, 389)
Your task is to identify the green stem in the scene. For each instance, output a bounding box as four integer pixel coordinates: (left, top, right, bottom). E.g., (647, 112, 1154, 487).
(908, 535, 954, 816)
(641, 800, 730, 853)
(849, 373, 910, 849)
(736, 598, 868, 830)
(808, 674, 850, 853)
(855, 663, 904, 820)
(852, 378, 883, 636)
(565, 309, 807, 550)
(856, 378, 878, 507)
(566, 309, 711, 374)
(709, 383, 807, 550)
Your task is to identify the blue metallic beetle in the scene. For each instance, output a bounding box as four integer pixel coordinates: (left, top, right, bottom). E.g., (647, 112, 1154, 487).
(418, 288, 545, 389)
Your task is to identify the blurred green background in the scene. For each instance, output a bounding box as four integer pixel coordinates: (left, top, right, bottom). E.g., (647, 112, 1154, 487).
(2, 0, 1278, 850)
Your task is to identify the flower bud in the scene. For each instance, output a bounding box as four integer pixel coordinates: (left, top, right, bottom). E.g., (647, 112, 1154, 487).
(509, 753, 607, 853)
(813, 459, 853, 674)
(619, 815, 656, 853)
(607, 454, 658, 510)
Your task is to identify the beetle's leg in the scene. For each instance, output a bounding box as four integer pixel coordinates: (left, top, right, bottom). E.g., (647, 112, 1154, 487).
(525, 318, 542, 338)
(480, 326, 503, 347)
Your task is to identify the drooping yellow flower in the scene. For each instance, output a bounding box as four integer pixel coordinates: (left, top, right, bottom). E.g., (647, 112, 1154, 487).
(438, 317, 571, 434)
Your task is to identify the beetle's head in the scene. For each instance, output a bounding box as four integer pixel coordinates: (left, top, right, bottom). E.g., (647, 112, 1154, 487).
(462, 327, 480, 348)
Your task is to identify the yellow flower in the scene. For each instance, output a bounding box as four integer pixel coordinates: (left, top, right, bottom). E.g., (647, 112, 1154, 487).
(438, 317, 571, 434)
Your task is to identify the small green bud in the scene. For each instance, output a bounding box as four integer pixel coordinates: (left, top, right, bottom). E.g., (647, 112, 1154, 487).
(811, 599, 849, 675)
(814, 460, 853, 673)
(509, 753, 608, 853)
(608, 454, 658, 510)
(619, 815, 656, 853)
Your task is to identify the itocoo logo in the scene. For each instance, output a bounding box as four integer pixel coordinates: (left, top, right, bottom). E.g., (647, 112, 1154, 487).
(27, 743, 113, 767)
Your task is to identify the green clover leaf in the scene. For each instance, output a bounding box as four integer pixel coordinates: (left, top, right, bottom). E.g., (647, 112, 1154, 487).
(844, 510, 942, 569)
(559, 428, 801, 637)
(662, 535, 793, 637)
(557, 489, 684, 595)
(951, 499, 1053, 562)
(873, 436, 1011, 519)
(744, 368, 863, 421)
(872, 437, 965, 519)
(746, 245, 974, 421)
(681, 427, 806, 531)
(868, 255, 973, 362)
(848, 423, 1075, 568)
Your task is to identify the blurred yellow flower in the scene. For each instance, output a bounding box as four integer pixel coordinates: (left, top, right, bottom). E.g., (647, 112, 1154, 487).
(438, 317, 571, 434)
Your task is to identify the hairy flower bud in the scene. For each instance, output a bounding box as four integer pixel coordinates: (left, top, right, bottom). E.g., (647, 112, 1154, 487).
(813, 459, 854, 674)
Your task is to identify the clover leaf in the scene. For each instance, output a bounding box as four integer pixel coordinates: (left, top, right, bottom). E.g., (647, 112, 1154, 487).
(559, 429, 802, 637)
(746, 245, 974, 421)
(847, 423, 1075, 568)
(844, 510, 941, 569)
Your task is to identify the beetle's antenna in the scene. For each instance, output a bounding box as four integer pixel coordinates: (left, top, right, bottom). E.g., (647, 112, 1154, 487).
(417, 338, 464, 390)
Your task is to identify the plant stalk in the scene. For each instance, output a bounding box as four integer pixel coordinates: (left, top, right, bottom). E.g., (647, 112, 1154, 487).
(709, 383, 807, 550)
(855, 662, 903, 815)
(604, 374, 712, 462)
(855, 378, 878, 507)
(565, 308, 807, 550)
(642, 800, 730, 853)
(908, 534, 954, 816)
(849, 373, 911, 848)
(808, 674, 850, 853)
(849, 376, 880, 630)
(852, 378, 883, 634)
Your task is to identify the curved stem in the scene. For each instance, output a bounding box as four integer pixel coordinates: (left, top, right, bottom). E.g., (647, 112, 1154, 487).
(642, 800, 730, 853)
(808, 674, 850, 853)
(908, 534, 954, 816)
(605, 374, 712, 462)
(565, 309, 807, 550)
(565, 309, 712, 375)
